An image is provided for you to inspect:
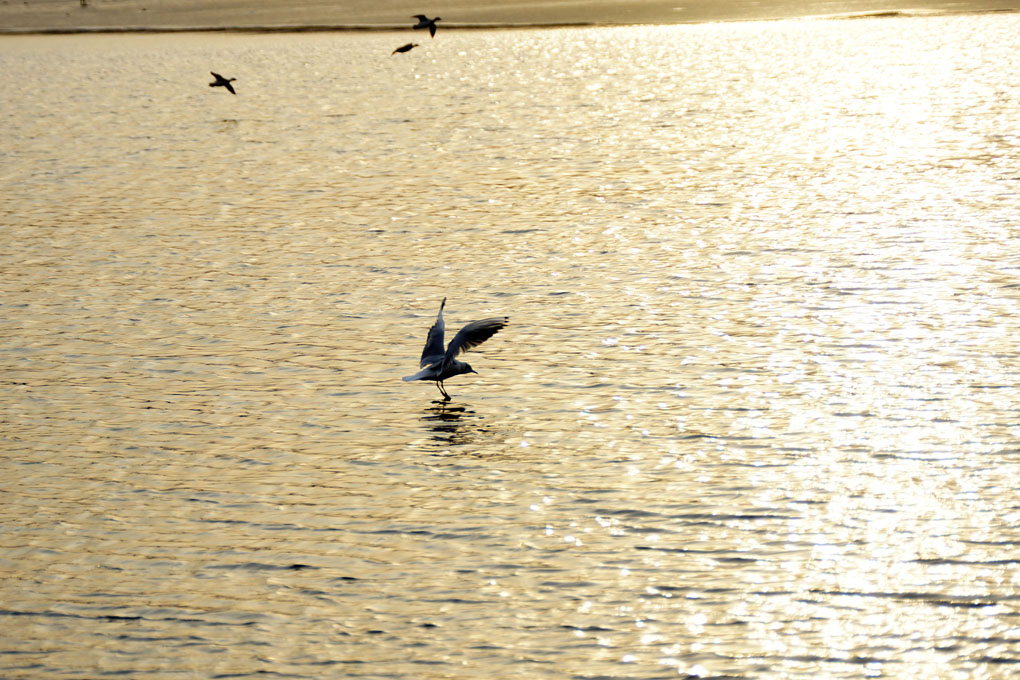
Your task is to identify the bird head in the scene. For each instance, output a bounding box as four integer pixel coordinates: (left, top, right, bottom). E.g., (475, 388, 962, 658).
(464, 363, 477, 374)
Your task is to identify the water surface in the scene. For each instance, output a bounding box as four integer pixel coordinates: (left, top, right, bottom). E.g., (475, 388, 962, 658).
(2, 15, 1020, 679)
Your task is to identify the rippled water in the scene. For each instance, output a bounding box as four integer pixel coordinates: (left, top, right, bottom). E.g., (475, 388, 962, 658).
(2, 15, 1020, 679)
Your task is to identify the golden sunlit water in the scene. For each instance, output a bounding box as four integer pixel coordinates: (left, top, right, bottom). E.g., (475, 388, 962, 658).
(2, 14, 1020, 679)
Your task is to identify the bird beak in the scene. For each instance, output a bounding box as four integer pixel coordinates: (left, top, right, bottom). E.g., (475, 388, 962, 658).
(469, 368, 478, 374)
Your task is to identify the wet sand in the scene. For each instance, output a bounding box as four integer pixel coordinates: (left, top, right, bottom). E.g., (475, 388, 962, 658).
(2, 0, 1017, 33)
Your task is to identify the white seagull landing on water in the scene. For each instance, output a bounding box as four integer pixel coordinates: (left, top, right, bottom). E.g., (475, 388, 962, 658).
(209, 72, 236, 95)
(403, 298, 508, 400)
(412, 14, 441, 37)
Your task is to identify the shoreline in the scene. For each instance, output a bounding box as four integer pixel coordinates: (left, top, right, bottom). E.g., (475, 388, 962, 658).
(1, 3, 1016, 37)
(0, 23, 602, 36)
(2, 9, 1018, 37)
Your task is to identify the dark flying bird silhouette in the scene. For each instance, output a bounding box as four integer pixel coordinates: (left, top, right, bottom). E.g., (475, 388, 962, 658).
(403, 298, 508, 400)
(392, 42, 419, 55)
(209, 72, 236, 95)
(412, 14, 441, 38)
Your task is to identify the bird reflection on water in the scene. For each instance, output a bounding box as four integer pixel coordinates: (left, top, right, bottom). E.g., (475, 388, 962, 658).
(420, 401, 491, 447)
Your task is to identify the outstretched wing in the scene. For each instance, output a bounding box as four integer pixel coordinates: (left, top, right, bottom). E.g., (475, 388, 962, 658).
(419, 298, 447, 367)
(444, 316, 509, 365)
(412, 14, 428, 20)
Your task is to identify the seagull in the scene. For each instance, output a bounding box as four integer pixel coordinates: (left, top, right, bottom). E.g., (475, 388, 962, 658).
(209, 72, 236, 95)
(403, 298, 508, 400)
(412, 14, 441, 38)
(391, 42, 419, 55)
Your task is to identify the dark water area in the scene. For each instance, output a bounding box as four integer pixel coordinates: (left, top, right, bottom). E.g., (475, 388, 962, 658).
(1, 0, 1018, 34)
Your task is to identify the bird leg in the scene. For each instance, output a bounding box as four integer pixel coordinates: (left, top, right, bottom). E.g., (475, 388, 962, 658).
(436, 381, 451, 401)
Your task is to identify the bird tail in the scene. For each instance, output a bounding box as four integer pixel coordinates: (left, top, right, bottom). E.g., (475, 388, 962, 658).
(403, 368, 431, 382)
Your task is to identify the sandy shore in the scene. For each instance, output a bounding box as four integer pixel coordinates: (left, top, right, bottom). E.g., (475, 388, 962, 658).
(1, 0, 1017, 33)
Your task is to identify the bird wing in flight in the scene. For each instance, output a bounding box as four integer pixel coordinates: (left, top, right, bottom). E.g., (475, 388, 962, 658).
(419, 298, 447, 367)
(443, 316, 509, 365)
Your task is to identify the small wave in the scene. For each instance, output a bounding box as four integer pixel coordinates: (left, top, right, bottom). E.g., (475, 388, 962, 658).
(204, 561, 317, 571)
(809, 588, 1020, 607)
(807, 7, 1018, 21)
